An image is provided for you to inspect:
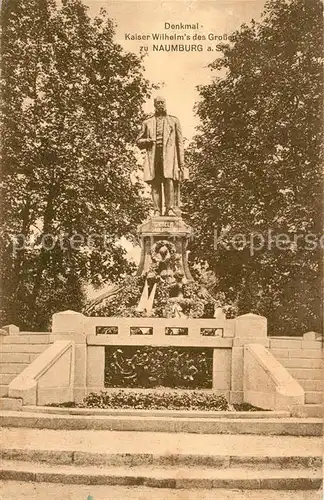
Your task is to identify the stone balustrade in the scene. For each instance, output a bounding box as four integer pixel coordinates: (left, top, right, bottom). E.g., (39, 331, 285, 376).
(2, 311, 321, 413)
(49, 310, 268, 403)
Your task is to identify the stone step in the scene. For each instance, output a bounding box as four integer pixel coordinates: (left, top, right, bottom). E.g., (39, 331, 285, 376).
(288, 368, 322, 380)
(0, 352, 41, 363)
(0, 363, 29, 374)
(8, 482, 324, 500)
(2, 427, 320, 458)
(22, 405, 290, 419)
(299, 380, 323, 392)
(0, 483, 320, 500)
(0, 373, 16, 385)
(270, 338, 321, 349)
(278, 358, 323, 370)
(271, 348, 322, 359)
(0, 410, 322, 435)
(0, 460, 321, 489)
(1, 344, 48, 353)
(293, 404, 323, 418)
(305, 392, 323, 404)
(0, 352, 31, 363)
(0, 385, 8, 397)
(282, 348, 323, 359)
(281, 358, 323, 369)
(1, 448, 321, 470)
(0, 334, 51, 344)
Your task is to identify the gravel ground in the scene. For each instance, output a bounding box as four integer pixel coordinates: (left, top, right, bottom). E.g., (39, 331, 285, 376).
(0, 482, 321, 500)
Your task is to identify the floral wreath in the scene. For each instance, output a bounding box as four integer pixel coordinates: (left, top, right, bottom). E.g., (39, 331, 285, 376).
(150, 240, 177, 264)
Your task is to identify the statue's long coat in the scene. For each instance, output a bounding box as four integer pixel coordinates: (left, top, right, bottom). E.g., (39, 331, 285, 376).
(137, 114, 185, 182)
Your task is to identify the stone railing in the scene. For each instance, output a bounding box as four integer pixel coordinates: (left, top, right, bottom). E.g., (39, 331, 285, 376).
(52, 312, 236, 346)
(87, 317, 234, 348)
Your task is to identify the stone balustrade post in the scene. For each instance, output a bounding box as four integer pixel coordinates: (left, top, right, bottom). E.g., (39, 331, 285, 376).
(51, 310, 89, 402)
(230, 313, 268, 403)
(1, 324, 20, 335)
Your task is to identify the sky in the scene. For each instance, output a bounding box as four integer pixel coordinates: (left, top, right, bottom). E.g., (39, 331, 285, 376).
(83, 0, 267, 141)
(81, 0, 267, 296)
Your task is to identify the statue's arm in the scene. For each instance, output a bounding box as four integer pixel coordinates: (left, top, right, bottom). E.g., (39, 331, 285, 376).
(175, 118, 185, 169)
(136, 121, 153, 150)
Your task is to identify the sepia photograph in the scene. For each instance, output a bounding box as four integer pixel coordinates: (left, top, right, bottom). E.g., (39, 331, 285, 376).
(0, 0, 323, 498)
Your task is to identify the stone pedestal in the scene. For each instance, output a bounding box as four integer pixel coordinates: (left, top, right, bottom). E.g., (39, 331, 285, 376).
(137, 216, 193, 280)
(51, 310, 88, 402)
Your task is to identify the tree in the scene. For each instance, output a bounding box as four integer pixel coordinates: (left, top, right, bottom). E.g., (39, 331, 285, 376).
(1, 0, 152, 329)
(183, 0, 323, 335)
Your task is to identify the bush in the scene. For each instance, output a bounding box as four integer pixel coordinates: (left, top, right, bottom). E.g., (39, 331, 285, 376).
(79, 389, 230, 411)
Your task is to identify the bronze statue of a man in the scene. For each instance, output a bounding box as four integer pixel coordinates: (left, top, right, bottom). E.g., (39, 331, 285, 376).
(137, 97, 186, 217)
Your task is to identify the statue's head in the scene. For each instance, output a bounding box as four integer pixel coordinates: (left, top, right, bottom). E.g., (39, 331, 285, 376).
(154, 96, 167, 115)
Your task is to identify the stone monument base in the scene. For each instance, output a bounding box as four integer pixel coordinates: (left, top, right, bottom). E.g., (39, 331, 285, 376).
(137, 216, 193, 280)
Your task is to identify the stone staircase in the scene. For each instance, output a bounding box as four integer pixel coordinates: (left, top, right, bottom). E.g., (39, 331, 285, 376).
(0, 332, 51, 398)
(0, 426, 322, 490)
(290, 373, 323, 417)
(282, 359, 323, 417)
(269, 335, 323, 418)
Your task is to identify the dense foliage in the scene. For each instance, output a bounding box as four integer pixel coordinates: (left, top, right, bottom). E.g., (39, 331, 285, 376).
(183, 0, 323, 335)
(1, 0, 152, 329)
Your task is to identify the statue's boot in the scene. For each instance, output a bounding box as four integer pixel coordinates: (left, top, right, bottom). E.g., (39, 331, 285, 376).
(165, 208, 177, 217)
